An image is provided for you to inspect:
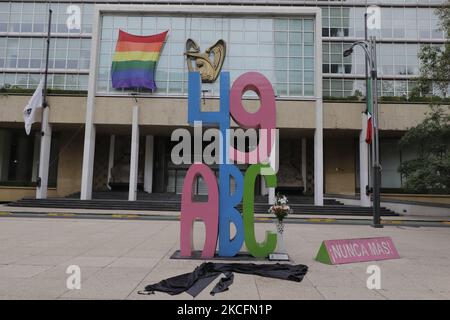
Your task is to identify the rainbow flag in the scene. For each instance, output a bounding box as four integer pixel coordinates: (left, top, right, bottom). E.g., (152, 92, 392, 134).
(111, 30, 168, 90)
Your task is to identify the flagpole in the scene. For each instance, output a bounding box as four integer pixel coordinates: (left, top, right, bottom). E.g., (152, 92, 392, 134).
(365, 4, 382, 226)
(42, 9, 52, 109)
(36, 8, 53, 199)
(364, 10, 372, 204)
(362, 0, 372, 205)
(370, 36, 382, 228)
(343, 11, 382, 228)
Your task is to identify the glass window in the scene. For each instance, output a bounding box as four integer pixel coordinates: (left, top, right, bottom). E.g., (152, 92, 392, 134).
(0, 129, 35, 185)
(289, 71, 302, 83)
(260, 31, 272, 43)
(324, 41, 423, 77)
(303, 19, 314, 31)
(289, 32, 302, 44)
(290, 58, 302, 70)
(304, 45, 314, 57)
(275, 58, 288, 70)
(96, 14, 316, 97)
(275, 32, 288, 43)
(0, 2, 10, 13)
(289, 19, 302, 31)
(289, 45, 302, 57)
(275, 83, 287, 96)
(274, 19, 288, 31)
(0, 129, 58, 187)
(289, 83, 302, 96)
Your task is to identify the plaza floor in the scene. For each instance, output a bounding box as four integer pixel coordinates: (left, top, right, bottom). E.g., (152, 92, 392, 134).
(0, 216, 449, 300)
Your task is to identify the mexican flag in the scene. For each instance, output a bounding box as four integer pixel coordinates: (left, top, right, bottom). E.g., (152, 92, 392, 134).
(365, 78, 373, 144)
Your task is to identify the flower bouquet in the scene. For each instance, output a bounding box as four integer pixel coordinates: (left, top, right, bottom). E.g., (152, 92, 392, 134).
(268, 193, 292, 232)
(268, 193, 291, 258)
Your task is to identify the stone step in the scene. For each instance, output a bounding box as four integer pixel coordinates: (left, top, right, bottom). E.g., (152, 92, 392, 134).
(65, 192, 343, 206)
(9, 198, 399, 216)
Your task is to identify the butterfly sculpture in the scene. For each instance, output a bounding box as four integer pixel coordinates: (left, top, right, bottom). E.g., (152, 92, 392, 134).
(185, 39, 226, 83)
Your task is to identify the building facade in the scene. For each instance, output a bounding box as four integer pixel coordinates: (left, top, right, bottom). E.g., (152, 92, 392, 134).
(0, 0, 447, 205)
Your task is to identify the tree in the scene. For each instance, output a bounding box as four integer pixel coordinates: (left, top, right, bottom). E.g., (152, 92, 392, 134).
(413, 1, 450, 97)
(399, 2, 450, 194)
(398, 105, 450, 194)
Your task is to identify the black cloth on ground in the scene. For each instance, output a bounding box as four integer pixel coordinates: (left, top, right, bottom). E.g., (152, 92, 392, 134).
(139, 262, 308, 297)
(210, 272, 234, 296)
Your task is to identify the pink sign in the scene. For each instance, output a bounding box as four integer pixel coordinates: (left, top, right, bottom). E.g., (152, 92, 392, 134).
(316, 237, 400, 265)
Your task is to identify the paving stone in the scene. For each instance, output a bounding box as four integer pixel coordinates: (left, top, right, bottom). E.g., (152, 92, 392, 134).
(0, 265, 49, 279)
(0, 217, 449, 299)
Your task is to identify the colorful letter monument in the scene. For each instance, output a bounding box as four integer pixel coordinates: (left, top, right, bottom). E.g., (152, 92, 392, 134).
(180, 71, 278, 258)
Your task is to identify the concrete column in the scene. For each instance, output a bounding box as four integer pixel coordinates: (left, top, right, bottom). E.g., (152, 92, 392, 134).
(31, 132, 40, 182)
(36, 107, 52, 199)
(260, 178, 268, 196)
(80, 10, 100, 200)
(80, 123, 96, 200)
(260, 131, 269, 196)
(144, 135, 154, 193)
(313, 11, 323, 206)
(360, 114, 371, 207)
(106, 134, 115, 190)
(129, 106, 139, 201)
(268, 183, 276, 205)
(301, 138, 307, 194)
(267, 130, 278, 205)
(314, 99, 324, 206)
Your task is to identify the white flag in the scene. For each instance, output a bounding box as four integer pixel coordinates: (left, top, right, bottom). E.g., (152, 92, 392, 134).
(23, 78, 44, 135)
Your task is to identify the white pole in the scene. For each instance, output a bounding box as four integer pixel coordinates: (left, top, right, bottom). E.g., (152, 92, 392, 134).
(360, 114, 371, 207)
(36, 9, 52, 199)
(314, 10, 324, 206)
(80, 123, 96, 200)
(80, 8, 100, 200)
(260, 178, 268, 196)
(144, 135, 154, 193)
(129, 106, 140, 201)
(268, 133, 277, 205)
(31, 132, 40, 183)
(370, 36, 382, 228)
(314, 100, 324, 206)
(36, 107, 52, 199)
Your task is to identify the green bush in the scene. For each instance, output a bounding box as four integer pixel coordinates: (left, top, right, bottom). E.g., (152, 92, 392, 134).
(398, 105, 450, 194)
